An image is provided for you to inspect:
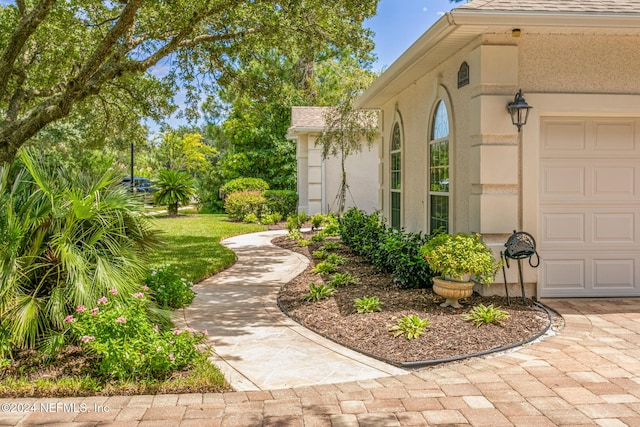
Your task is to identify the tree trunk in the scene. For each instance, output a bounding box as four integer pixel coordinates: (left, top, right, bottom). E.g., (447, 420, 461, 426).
(0, 142, 17, 166)
(168, 203, 178, 217)
(338, 142, 346, 215)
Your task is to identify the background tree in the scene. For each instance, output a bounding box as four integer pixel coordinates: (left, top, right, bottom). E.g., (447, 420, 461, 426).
(153, 169, 195, 217)
(315, 63, 379, 214)
(0, 0, 379, 164)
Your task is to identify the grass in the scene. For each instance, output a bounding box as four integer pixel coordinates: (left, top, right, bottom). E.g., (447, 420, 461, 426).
(0, 357, 229, 397)
(149, 213, 265, 282)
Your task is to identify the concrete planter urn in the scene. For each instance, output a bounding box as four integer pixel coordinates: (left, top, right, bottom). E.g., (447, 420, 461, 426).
(432, 277, 475, 308)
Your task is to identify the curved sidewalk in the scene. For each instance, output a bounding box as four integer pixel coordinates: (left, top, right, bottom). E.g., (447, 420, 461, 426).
(4, 230, 640, 426)
(182, 230, 406, 391)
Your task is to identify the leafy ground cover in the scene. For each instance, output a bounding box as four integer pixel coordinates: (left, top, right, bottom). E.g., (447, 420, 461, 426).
(275, 231, 552, 365)
(1, 213, 263, 397)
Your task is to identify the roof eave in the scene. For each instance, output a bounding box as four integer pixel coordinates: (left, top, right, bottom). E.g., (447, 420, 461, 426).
(356, 9, 640, 109)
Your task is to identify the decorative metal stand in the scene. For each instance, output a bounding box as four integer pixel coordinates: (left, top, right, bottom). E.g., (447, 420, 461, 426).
(502, 231, 540, 305)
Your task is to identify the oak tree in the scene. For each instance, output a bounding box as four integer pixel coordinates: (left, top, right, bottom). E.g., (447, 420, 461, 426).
(0, 0, 378, 164)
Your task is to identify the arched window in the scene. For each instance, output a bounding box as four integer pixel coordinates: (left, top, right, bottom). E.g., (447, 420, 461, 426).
(429, 101, 449, 232)
(390, 122, 402, 229)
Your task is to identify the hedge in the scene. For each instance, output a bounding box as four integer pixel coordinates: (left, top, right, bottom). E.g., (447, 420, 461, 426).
(338, 208, 435, 289)
(263, 190, 298, 217)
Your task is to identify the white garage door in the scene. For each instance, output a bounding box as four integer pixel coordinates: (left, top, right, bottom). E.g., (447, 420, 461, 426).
(539, 117, 640, 297)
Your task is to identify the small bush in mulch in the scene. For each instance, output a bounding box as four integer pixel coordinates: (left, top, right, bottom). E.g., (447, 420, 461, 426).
(274, 232, 551, 365)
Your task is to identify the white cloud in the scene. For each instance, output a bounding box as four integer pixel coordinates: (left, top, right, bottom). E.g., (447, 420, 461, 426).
(437, 11, 445, 16)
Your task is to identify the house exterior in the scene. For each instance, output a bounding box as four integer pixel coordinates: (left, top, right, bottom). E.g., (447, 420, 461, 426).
(356, 0, 640, 298)
(287, 106, 379, 215)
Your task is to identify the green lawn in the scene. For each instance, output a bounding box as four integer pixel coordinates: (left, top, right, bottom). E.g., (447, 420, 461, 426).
(149, 214, 266, 282)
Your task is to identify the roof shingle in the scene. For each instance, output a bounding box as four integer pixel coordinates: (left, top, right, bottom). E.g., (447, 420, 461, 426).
(289, 107, 329, 130)
(458, 0, 640, 13)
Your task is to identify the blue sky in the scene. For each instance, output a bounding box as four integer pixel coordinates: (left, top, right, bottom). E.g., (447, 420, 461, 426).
(367, 0, 457, 70)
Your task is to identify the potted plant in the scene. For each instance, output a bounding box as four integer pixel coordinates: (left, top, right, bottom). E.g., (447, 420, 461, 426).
(420, 233, 500, 307)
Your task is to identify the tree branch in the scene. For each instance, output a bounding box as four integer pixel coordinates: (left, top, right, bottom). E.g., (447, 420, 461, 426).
(0, 0, 57, 102)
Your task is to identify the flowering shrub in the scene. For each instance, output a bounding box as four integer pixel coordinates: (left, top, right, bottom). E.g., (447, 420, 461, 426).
(68, 290, 208, 380)
(142, 265, 195, 309)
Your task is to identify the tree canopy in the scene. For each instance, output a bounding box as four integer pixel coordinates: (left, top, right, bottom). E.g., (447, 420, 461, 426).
(0, 0, 379, 164)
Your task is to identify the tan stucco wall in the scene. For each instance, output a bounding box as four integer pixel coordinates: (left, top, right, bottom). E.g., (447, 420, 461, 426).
(296, 133, 379, 215)
(375, 30, 640, 297)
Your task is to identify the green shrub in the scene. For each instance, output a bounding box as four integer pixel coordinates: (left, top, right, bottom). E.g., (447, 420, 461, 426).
(328, 272, 358, 287)
(464, 304, 510, 327)
(220, 177, 269, 196)
(287, 230, 303, 241)
(312, 249, 328, 259)
(322, 241, 341, 251)
(68, 290, 207, 380)
(338, 208, 434, 289)
(0, 151, 158, 351)
(263, 190, 298, 217)
(323, 214, 341, 236)
(354, 296, 382, 313)
(142, 265, 195, 309)
(224, 190, 267, 220)
(153, 169, 196, 216)
(389, 315, 430, 340)
(286, 213, 302, 231)
(260, 212, 283, 225)
(311, 261, 337, 275)
(296, 239, 311, 247)
(298, 211, 309, 225)
(310, 213, 325, 230)
(311, 233, 326, 243)
(302, 283, 336, 302)
(243, 213, 259, 223)
(325, 253, 346, 265)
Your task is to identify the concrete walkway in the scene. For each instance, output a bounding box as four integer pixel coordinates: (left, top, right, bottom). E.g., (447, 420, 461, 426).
(4, 230, 640, 426)
(182, 230, 406, 390)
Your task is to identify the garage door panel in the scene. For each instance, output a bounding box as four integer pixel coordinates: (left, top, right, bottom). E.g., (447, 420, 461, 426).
(542, 165, 585, 198)
(541, 208, 640, 249)
(593, 213, 635, 243)
(593, 121, 636, 152)
(542, 212, 585, 243)
(542, 120, 586, 152)
(542, 259, 585, 290)
(593, 166, 635, 196)
(593, 259, 635, 289)
(539, 117, 640, 297)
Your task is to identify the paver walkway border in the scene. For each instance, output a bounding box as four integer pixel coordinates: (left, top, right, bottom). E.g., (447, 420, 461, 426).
(3, 229, 640, 426)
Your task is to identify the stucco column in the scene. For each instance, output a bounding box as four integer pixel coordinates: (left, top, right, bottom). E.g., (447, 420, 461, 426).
(307, 135, 323, 215)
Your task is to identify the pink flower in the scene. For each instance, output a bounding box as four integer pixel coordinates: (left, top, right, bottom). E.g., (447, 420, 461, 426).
(132, 292, 144, 299)
(64, 315, 74, 323)
(153, 324, 159, 333)
(97, 297, 108, 305)
(76, 305, 86, 313)
(90, 307, 99, 316)
(203, 329, 208, 336)
(109, 287, 118, 295)
(141, 285, 149, 291)
(81, 336, 95, 343)
(168, 353, 175, 361)
(116, 317, 126, 323)
(173, 329, 182, 335)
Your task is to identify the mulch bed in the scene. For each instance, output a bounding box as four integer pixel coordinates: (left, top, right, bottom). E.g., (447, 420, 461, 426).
(274, 232, 552, 365)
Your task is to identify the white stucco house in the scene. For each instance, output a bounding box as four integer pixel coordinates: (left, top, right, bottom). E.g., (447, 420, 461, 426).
(287, 106, 379, 215)
(356, 0, 640, 298)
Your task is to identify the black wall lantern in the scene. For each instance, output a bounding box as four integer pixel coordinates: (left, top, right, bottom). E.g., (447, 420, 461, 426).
(506, 89, 532, 132)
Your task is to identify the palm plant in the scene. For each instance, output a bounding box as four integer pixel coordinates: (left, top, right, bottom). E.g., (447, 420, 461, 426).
(153, 169, 195, 216)
(0, 150, 159, 353)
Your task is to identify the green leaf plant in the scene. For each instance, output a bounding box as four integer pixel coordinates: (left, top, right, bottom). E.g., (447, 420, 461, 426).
(464, 304, 510, 327)
(389, 315, 431, 340)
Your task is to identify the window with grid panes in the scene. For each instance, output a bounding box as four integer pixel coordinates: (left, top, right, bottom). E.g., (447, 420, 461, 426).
(429, 101, 449, 233)
(390, 122, 402, 229)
